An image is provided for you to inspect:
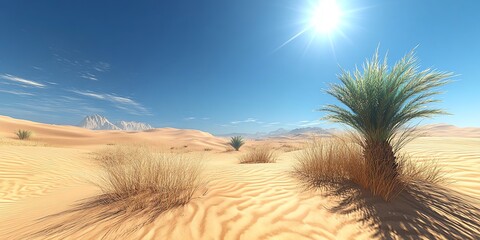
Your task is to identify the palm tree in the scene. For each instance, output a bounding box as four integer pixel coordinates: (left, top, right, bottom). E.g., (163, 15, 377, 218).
(322, 48, 452, 178)
(229, 136, 245, 151)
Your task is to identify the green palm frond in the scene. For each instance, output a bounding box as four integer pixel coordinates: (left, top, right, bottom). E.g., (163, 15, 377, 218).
(322, 48, 452, 148)
(229, 136, 245, 151)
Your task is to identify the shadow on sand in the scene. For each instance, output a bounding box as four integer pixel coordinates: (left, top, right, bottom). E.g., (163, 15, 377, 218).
(325, 182, 480, 239)
(19, 194, 187, 239)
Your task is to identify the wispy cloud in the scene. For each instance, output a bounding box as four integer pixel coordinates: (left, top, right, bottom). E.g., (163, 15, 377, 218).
(0, 74, 45, 88)
(261, 122, 281, 127)
(52, 52, 110, 80)
(296, 119, 322, 127)
(32, 66, 43, 71)
(71, 90, 105, 99)
(201, 117, 210, 120)
(80, 72, 98, 81)
(94, 62, 110, 72)
(184, 117, 196, 120)
(12, 99, 105, 116)
(231, 118, 258, 124)
(71, 90, 150, 115)
(0, 89, 35, 96)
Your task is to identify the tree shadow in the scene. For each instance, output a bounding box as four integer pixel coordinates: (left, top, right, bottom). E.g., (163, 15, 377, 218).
(324, 182, 480, 239)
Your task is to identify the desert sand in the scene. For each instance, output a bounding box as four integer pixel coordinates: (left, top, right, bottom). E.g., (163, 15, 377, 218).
(0, 115, 479, 239)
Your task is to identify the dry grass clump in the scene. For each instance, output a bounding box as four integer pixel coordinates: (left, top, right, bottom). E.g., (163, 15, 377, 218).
(294, 137, 443, 201)
(95, 145, 203, 212)
(15, 129, 32, 140)
(239, 147, 277, 164)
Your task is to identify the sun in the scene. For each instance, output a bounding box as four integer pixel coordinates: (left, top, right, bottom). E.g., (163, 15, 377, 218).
(275, 0, 355, 52)
(310, 0, 342, 34)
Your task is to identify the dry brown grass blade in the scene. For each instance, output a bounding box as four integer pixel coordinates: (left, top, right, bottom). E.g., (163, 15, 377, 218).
(239, 147, 277, 164)
(26, 145, 204, 239)
(293, 137, 445, 201)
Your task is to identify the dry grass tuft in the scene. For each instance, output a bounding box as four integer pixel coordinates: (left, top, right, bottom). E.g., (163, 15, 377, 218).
(22, 145, 204, 239)
(15, 129, 32, 140)
(95, 145, 203, 213)
(293, 137, 443, 201)
(239, 147, 277, 164)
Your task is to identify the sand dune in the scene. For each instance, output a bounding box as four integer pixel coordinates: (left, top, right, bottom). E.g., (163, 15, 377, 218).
(0, 116, 479, 239)
(0, 115, 227, 150)
(421, 123, 480, 138)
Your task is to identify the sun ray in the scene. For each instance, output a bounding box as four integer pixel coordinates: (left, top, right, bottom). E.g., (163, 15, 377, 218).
(273, 27, 310, 53)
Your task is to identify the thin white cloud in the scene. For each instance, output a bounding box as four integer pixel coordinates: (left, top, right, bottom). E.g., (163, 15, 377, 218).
(296, 119, 322, 127)
(184, 117, 196, 120)
(71, 90, 105, 99)
(0, 89, 35, 96)
(32, 66, 43, 71)
(231, 118, 257, 124)
(261, 122, 281, 127)
(0, 74, 45, 88)
(60, 96, 82, 102)
(80, 73, 98, 81)
(201, 117, 210, 120)
(71, 89, 150, 115)
(53, 52, 110, 78)
(94, 62, 111, 72)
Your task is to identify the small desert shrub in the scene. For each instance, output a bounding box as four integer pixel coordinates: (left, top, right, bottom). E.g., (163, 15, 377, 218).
(95, 145, 203, 212)
(239, 147, 277, 164)
(322, 48, 452, 182)
(229, 136, 245, 151)
(15, 129, 32, 140)
(294, 138, 443, 201)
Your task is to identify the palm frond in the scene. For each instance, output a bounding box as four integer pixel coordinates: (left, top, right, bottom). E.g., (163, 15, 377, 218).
(322, 48, 452, 146)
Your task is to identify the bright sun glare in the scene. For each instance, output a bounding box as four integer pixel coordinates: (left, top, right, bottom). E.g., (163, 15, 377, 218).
(275, 0, 352, 52)
(310, 0, 342, 34)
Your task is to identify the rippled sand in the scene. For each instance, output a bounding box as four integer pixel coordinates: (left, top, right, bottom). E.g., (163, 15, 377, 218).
(1, 116, 479, 239)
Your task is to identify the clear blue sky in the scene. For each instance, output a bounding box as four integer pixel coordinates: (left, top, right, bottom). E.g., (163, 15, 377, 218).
(1, 0, 479, 134)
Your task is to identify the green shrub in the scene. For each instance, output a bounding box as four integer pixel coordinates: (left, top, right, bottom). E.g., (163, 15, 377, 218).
(229, 136, 245, 151)
(322, 48, 451, 182)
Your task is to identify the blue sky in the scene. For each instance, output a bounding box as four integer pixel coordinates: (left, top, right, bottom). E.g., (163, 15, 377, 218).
(1, 0, 479, 134)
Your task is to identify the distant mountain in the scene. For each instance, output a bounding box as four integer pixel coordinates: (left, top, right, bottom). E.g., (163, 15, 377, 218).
(79, 114, 120, 130)
(115, 120, 153, 131)
(218, 127, 333, 139)
(79, 114, 153, 131)
(286, 127, 330, 136)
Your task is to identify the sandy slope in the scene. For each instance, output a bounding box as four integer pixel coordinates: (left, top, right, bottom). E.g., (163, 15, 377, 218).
(0, 116, 479, 239)
(421, 124, 480, 138)
(0, 115, 227, 150)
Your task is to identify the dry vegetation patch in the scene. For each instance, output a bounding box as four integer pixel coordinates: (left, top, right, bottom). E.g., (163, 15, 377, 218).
(24, 145, 205, 239)
(294, 137, 444, 201)
(239, 147, 277, 164)
(95, 145, 204, 212)
(15, 129, 32, 140)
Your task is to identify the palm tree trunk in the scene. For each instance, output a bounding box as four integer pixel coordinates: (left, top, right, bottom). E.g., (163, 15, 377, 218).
(363, 140, 399, 179)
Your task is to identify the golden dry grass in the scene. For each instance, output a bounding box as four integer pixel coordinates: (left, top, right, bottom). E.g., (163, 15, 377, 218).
(239, 147, 277, 164)
(293, 137, 444, 201)
(95, 145, 203, 212)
